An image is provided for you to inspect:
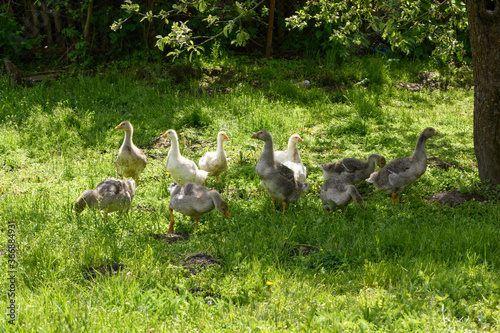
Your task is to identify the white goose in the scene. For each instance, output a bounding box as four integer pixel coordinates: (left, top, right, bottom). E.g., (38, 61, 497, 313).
(274, 134, 307, 182)
(199, 131, 229, 183)
(162, 129, 208, 185)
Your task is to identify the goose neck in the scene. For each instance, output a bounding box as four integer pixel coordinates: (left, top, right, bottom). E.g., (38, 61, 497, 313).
(123, 129, 133, 146)
(412, 134, 429, 162)
(216, 136, 225, 153)
(169, 135, 181, 156)
(262, 138, 275, 162)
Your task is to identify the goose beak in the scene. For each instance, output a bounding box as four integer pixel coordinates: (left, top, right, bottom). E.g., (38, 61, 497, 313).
(224, 134, 229, 140)
(161, 132, 167, 139)
(115, 124, 122, 130)
(298, 137, 304, 142)
(225, 211, 231, 219)
(360, 203, 366, 210)
(434, 130, 440, 136)
(251, 133, 258, 139)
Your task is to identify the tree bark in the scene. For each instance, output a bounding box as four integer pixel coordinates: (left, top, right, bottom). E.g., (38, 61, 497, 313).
(466, 0, 500, 184)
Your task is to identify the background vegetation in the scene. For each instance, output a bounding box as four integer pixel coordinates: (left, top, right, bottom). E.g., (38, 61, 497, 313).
(1, 0, 469, 68)
(1, 53, 499, 331)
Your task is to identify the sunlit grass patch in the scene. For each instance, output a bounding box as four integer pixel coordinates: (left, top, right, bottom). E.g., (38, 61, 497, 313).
(0, 56, 498, 331)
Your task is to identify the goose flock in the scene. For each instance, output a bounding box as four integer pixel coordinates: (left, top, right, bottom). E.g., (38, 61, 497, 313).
(75, 122, 440, 232)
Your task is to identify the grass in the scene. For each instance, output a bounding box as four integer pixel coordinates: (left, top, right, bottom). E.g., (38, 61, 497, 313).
(1, 55, 499, 331)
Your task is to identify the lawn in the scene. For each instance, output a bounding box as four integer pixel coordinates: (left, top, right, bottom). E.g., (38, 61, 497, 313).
(1, 55, 499, 332)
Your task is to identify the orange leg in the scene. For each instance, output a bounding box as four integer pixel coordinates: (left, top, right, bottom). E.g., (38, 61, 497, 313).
(391, 193, 400, 204)
(216, 175, 219, 183)
(272, 199, 276, 210)
(193, 219, 199, 232)
(168, 207, 175, 233)
(282, 202, 287, 214)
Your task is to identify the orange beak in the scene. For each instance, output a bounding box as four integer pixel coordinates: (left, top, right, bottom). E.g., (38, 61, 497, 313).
(224, 134, 229, 140)
(298, 137, 304, 142)
(251, 133, 258, 139)
(115, 124, 122, 130)
(161, 132, 167, 139)
(225, 211, 231, 219)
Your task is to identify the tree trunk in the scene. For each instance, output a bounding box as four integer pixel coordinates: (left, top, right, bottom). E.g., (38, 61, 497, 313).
(466, 0, 500, 184)
(84, 0, 93, 43)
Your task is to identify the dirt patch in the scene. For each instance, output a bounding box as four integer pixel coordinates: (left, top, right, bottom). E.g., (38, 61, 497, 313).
(86, 263, 125, 279)
(145, 132, 213, 153)
(144, 135, 171, 150)
(182, 253, 221, 274)
(151, 232, 189, 243)
(285, 243, 320, 256)
(397, 71, 446, 91)
(138, 205, 156, 213)
(173, 286, 221, 304)
(426, 190, 488, 207)
(191, 87, 232, 98)
(221, 187, 249, 199)
(427, 157, 465, 171)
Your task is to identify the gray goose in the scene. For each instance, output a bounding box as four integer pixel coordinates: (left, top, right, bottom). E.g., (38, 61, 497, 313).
(366, 127, 440, 203)
(168, 182, 230, 233)
(321, 178, 366, 214)
(320, 154, 386, 184)
(252, 130, 309, 214)
(75, 178, 136, 217)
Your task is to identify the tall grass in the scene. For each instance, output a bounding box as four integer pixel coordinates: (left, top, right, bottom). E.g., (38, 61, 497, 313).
(1, 56, 498, 331)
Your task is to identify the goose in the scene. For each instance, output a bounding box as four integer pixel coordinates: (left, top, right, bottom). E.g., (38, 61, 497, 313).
(320, 154, 386, 184)
(199, 131, 229, 183)
(75, 178, 135, 217)
(275, 134, 307, 182)
(366, 127, 440, 204)
(162, 129, 208, 185)
(283, 159, 307, 183)
(252, 130, 309, 214)
(274, 134, 304, 164)
(115, 121, 147, 182)
(168, 182, 230, 233)
(321, 178, 366, 213)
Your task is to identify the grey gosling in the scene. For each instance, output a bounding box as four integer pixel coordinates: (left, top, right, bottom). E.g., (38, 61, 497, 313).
(366, 127, 440, 204)
(168, 182, 230, 233)
(75, 178, 136, 217)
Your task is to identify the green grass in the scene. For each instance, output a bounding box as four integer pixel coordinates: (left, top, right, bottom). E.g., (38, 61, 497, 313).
(1, 56, 499, 332)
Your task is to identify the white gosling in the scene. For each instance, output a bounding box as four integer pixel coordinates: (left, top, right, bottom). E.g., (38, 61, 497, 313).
(162, 129, 208, 185)
(199, 131, 229, 183)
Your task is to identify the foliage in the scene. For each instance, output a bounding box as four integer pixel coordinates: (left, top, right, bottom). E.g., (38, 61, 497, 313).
(0, 5, 43, 60)
(113, 0, 268, 60)
(286, 0, 470, 64)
